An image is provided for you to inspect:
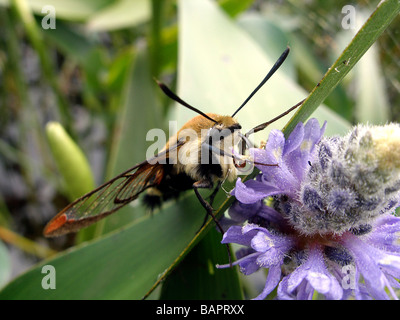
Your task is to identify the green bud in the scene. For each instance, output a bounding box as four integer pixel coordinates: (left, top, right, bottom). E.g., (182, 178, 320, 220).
(46, 122, 95, 201)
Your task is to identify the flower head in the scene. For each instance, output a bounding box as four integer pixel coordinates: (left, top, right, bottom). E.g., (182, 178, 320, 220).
(218, 119, 400, 300)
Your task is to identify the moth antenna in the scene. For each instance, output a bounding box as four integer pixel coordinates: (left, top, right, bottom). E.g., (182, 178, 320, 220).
(155, 79, 218, 124)
(231, 46, 290, 117)
(245, 98, 305, 137)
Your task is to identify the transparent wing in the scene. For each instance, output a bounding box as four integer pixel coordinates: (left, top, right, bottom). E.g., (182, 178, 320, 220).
(44, 141, 183, 237)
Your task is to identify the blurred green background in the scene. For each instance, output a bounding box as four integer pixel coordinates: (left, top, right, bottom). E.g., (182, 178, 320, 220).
(0, 0, 398, 299)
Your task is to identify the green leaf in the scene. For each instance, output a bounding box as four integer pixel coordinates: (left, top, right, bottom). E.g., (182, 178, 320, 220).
(40, 20, 96, 66)
(0, 196, 206, 299)
(39, 21, 108, 112)
(10, 0, 74, 133)
(148, 0, 170, 77)
(160, 228, 243, 300)
(0, 241, 11, 288)
(218, 0, 255, 18)
(0, 0, 113, 21)
(237, 13, 296, 79)
(86, 0, 150, 32)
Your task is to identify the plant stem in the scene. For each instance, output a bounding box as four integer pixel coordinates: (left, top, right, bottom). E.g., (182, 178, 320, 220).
(10, 0, 75, 136)
(0, 225, 57, 259)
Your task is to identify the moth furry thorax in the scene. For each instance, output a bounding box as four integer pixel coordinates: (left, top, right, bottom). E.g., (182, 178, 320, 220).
(166, 113, 242, 183)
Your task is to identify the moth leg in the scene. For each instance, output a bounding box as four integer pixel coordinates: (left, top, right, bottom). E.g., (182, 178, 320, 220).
(193, 179, 232, 267)
(208, 180, 222, 207)
(193, 179, 214, 230)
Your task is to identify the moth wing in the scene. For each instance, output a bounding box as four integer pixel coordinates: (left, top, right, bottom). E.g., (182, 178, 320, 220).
(44, 140, 183, 237)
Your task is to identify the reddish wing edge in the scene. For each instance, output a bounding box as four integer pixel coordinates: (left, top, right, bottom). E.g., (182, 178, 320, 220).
(43, 140, 184, 237)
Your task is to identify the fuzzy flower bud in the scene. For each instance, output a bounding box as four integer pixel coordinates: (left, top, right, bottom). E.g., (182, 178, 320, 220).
(289, 123, 400, 235)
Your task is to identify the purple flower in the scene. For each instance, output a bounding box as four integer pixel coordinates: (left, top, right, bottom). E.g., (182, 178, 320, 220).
(232, 119, 326, 203)
(218, 120, 400, 300)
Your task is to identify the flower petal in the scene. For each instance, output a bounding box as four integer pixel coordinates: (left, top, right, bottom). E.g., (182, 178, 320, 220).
(253, 264, 282, 300)
(342, 233, 394, 299)
(284, 119, 325, 182)
(232, 178, 281, 204)
(277, 276, 294, 300)
(228, 201, 262, 222)
(256, 248, 286, 267)
(368, 214, 400, 254)
(221, 226, 256, 246)
(251, 148, 281, 168)
(283, 121, 304, 155)
(304, 118, 326, 149)
(251, 231, 274, 252)
(287, 246, 343, 299)
(264, 129, 285, 157)
(235, 249, 261, 275)
(257, 204, 287, 228)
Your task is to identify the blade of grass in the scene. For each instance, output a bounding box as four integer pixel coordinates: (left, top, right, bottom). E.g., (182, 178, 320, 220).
(86, 0, 150, 32)
(0, 0, 113, 21)
(0, 241, 11, 288)
(148, 0, 166, 77)
(0, 226, 56, 259)
(10, 0, 74, 135)
(218, 0, 255, 18)
(283, 0, 400, 135)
